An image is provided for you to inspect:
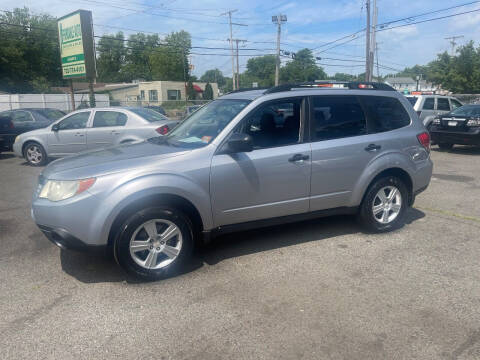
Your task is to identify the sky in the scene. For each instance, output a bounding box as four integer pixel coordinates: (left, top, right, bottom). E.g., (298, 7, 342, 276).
(3, 0, 480, 80)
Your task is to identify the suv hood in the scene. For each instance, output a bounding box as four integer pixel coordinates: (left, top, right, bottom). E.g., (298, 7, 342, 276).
(42, 140, 190, 180)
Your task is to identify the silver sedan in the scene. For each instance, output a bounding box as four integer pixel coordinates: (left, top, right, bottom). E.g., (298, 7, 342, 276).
(13, 107, 178, 166)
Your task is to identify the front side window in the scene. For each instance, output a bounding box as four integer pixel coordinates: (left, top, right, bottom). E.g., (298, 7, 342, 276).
(423, 98, 434, 110)
(162, 99, 250, 148)
(149, 90, 158, 102)
(167, 90, 181, 100)
(312, 96, 366, 141)
(93, 111, 127, 127)
(57, 112, 90, 130)
(361, 96, 410, 133)
(437, 98, 450, 111)
(241, 99, 302, 149)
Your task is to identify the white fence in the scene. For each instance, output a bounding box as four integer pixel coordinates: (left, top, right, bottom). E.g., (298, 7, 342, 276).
(0, 94, 110, 112)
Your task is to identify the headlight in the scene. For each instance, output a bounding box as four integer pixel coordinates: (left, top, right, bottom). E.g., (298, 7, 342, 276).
(14, 136, 20, 143)
(466, 119, 480, 127)
(39, 178, 96, 202)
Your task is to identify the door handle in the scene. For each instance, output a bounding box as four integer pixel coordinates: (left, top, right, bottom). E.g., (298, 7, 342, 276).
(365, 144, 381, 152)
(75, 132, 84, 137)
(288, 153, 309, 162)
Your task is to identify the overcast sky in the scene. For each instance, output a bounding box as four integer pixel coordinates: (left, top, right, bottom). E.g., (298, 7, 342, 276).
(3, 0, 480, 79)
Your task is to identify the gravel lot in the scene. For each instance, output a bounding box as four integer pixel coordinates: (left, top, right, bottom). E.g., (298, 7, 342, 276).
(1, 147, 479, 360)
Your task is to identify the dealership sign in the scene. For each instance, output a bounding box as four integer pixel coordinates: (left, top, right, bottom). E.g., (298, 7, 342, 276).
(57, 10, 96, 79)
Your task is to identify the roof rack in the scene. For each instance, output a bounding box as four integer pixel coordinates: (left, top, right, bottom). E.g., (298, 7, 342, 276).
(226, 87, 270, 94)
(264, 81, 395, 94)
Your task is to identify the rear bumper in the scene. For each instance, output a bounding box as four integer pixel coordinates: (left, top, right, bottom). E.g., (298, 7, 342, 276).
(37, 224, 106, 254)
(430, 128, 480, 145)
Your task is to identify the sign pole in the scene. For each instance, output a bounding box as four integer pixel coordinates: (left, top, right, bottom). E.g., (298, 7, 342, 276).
(69, 79, 76, 111)
(88, 78, 96, 108)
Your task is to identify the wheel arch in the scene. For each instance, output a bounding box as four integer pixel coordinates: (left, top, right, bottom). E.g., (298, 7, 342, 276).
(107, 193, 204, 250)
(22, 139, 46, 157)
(361, 167, 414, 207)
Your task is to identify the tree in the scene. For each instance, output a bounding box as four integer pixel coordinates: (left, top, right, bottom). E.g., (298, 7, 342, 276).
(203, 82, 213, 100)
(96, 32, 126, 82)
(186, 80, 196, 100)
(0, 7, 61, 93)
(330, 73, 358, 81)
(280, 49, 327, 83)
(245, 55, 276, 87)
(149, 30, 191, 81)
(122, 33, 161, 81)
(200, 68, 226, 88)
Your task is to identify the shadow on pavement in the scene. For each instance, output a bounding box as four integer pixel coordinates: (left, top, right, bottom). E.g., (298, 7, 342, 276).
(60, 208, 425, 284)
(0, 153, 15, 160)
(432, 145, 480, 156)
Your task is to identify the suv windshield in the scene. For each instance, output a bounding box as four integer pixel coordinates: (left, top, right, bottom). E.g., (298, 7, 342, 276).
(450, 105, 480, 117)
(164, 99, 250, 148)
(130, 108, 169, 122)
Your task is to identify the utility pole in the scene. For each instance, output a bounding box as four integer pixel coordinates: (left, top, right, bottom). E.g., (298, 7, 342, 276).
(232, 39, 247, 89)
(272, 14, 287, 86)
(365, 0, 371, 82)
(221, 10, 247, 91)
(369, 0, 377, 81)
(445, 35, 464, 56)
(375, 42, 380, 80)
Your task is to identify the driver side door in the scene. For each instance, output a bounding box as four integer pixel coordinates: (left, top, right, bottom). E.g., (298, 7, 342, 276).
(47, 111, 91, 156)
(210, 97, 311, 227)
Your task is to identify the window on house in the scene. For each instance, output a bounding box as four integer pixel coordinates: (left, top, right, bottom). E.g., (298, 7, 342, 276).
(149, 90, 158, 102)
(167, 90, 181, 100)
(140, 90, 145, 100)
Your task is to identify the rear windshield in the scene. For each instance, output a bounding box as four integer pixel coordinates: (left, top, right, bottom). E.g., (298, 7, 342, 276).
(129, 108, 169, 122)
(406, 97, 418, 106)
(35, 109, 65, 120)
(450, 105, 480, 117)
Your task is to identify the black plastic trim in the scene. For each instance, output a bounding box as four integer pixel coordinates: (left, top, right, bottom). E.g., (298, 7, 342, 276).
(37, 224, 106, 254)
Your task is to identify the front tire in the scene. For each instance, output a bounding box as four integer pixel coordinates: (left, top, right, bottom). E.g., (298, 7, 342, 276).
(357, 176, 409, 233)
(24, 142, 47, 166)
(114, 206, 193, 280)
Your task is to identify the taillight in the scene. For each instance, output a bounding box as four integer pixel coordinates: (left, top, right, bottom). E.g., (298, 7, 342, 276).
(416, 111, 422, 117)
(9, 120, 14, 129)
(156, 125, 169, 135)
(417, 132, 430, 152)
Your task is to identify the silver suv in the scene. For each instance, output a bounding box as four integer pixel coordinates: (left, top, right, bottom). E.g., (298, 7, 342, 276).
(32, 82, 433, 280)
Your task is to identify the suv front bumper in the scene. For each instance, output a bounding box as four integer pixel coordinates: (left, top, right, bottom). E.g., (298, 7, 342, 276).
(37, 224, 106, 253)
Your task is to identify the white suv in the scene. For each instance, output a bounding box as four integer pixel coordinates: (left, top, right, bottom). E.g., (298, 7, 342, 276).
(406, 95, 463, 129)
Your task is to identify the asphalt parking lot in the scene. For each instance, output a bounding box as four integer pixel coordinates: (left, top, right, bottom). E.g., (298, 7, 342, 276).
(1, 147, 479, 360)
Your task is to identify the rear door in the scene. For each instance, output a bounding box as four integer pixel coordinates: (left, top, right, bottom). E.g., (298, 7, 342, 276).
(419, 97, 435, 121)
(47, 111, 90, 155)
(87, 110, 128, 149)
(309, 95, 375, 210)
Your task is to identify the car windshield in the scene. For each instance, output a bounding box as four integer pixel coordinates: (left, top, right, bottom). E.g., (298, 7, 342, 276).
(450, 105, 480, 117)
(130, 107, 169, 122)
(406, 97, 418, 106)
(164, 99, 250, 148)
(35, 109, 65, 120)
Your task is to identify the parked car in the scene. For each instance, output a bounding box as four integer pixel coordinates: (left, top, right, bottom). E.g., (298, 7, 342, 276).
(0, 108, 65, 152)
(31, 81, 432, 280)
(13, 107, 177, 166)
(145, 105, 167, 116)
(429, 104, 480, 151)
(406, 94, 462, 128)
(183, 105, 202, 118)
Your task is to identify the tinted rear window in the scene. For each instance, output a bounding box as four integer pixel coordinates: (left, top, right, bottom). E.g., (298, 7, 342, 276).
(423, 98, 434, 110)
(361, 96, 411, 133)
(437, 98, 450, 111)
(130, 108, 169, 122)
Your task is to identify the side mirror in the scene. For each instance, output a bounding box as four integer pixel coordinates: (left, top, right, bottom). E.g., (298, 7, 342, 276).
(227, 133, 253, 153)
(51, 124, 59, 132)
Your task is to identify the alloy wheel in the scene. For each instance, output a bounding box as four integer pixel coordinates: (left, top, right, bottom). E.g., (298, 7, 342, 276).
(26, 145, 43, 164)
(372, 185, 402, 224)
(129, 219, 183, 270)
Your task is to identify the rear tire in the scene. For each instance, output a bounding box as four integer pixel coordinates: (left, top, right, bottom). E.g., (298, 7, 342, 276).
(357, 176, 409, 233)
(438, 143, 454, 151)
(24, 142, 47, 166)
(114, 206, 193, 280)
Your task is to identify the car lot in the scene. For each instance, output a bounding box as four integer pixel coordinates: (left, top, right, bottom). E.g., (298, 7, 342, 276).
(1, 147, 479, 359)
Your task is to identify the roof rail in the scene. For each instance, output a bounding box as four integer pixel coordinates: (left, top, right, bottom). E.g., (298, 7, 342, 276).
(226, 87, 269, 94)
(264, 81, 395, 94)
